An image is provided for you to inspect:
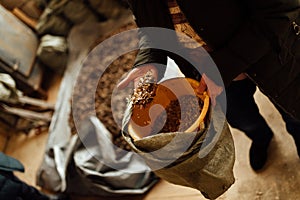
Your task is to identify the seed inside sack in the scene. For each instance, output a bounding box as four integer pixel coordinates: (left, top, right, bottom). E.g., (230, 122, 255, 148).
(130, 72, 204, 135)
(151, 95, 203, 134)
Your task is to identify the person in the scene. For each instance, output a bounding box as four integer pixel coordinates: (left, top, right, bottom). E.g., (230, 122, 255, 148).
(117, 0, 300, 171)
(0, 152, 68, 200)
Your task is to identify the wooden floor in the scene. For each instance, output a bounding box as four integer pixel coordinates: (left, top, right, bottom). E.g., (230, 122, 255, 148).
(1, 73, 300, 200)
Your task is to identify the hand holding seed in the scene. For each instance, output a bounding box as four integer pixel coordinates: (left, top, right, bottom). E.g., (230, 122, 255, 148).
(117, 65, 158, 89)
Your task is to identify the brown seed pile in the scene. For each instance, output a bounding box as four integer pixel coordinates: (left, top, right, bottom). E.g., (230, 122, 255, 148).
(131, 71, 157, 107)
(151, 95, 204, 134)
(69, 22, 138, 152)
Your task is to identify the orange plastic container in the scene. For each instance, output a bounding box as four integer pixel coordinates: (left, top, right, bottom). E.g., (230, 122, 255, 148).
(128, 78, 210, 140)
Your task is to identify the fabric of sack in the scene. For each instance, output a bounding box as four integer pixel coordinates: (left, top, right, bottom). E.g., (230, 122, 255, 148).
(0, 73, 21, 103)
(33, 0, 48, 10)
(0, 0, 26, 10)
(37, 34, 68, 74)
(37, 117, 158, 196)
(19, 0, 42, 19)
(63, 0, 98, 24)
(122, 102, 235, 199)
(66, 117, 158, 196)
(88, 0, 124, 19)
(36, 8, 71, 36)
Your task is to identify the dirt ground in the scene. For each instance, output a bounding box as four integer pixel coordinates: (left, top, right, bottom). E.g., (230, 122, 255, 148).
(223, 90, 300, 200)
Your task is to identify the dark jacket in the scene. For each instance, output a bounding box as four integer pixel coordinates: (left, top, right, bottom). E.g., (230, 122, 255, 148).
(0, 152, 49, 200)
(128, 0, 300, 120)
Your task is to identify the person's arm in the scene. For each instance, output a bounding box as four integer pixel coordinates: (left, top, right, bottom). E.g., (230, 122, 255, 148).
(122, 0, 225, 104)
(128, 0, 179, 80)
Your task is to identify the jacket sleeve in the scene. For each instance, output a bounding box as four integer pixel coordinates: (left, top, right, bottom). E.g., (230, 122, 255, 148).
(127, 0, 176, 80)
(209, 0, 300, 86)
(0, 152, 24, 173)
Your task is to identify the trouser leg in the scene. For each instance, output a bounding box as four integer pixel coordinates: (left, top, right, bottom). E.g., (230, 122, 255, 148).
(225, 79, 273, 142)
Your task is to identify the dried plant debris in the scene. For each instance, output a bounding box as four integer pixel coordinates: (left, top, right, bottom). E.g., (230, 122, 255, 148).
(151, 95, 204, 134)
(69, 23, 138, 153)
(131, 71, 157, 106)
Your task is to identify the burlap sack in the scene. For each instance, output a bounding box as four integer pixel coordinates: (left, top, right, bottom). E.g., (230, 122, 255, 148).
(122, 103, 235, 199)
(36, 34, 68, 74)
(88, 0, 124, 19)
(36, 8, 71, 36)
(63, 0, 98, 24)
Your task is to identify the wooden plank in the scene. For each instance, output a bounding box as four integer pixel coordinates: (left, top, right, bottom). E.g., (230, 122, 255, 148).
(0, 104, 52, 121)
(12, 8, 37, 29)
(0, 5, 38, 77)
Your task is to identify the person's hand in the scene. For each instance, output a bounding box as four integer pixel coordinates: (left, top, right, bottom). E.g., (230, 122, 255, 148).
(197, 73, 223, 106)
(197, 73, 247, 106)
(117, 65, 158, 89)
(186, 47, 224, 106)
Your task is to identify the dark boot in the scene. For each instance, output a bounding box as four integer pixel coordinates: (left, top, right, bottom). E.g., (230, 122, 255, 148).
(249, 134, 273, 171)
